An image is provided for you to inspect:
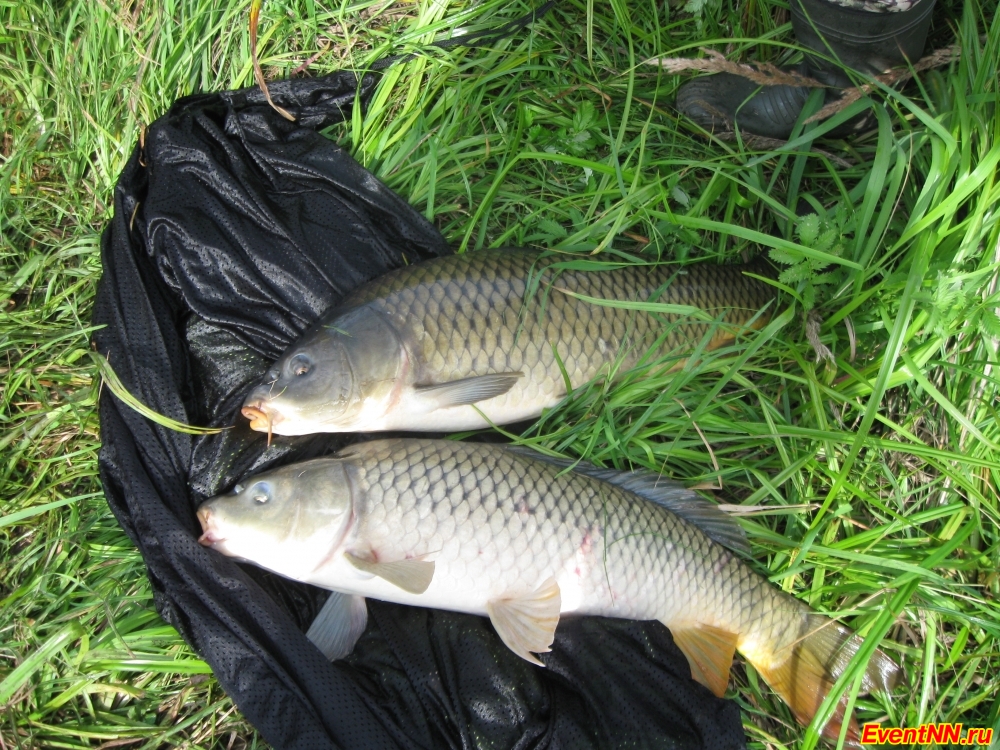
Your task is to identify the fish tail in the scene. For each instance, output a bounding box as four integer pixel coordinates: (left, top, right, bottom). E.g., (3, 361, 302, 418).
(747, 613, 901, 741)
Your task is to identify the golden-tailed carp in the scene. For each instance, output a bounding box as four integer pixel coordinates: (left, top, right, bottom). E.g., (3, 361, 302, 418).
(241, 250, 774, 435)
(198, 438, 899, 739)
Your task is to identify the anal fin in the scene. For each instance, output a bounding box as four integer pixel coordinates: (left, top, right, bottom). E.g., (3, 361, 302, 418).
(487, 577, 561, 666)
(669, 622, 738, 697)
(305, 591, 368, 661)
(414, 372, 523, 409)
(345, 552, 435, 594)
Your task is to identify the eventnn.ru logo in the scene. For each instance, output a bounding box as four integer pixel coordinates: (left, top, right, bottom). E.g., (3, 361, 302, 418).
(860, 723, 993, 746)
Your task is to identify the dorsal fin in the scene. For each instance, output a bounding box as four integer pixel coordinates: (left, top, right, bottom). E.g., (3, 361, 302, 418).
(506, 446, 750, 557)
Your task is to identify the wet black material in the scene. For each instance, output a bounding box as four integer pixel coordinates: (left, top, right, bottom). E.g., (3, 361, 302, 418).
(92, 70, 747, 750)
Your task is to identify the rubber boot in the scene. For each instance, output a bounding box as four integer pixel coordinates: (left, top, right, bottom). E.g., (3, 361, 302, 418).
(675, 0, 936, 139)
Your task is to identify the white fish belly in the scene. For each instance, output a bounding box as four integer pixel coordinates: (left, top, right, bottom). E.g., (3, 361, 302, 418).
(307, 531, 653, 623)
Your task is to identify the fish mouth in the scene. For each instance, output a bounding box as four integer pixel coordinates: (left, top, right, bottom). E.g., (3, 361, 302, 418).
(241, 403, 270, 430)
(242, 402, 276, 445)
(196, 506, 225, 546)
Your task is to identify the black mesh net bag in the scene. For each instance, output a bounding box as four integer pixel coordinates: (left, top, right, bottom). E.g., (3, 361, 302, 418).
(91, 68, 748, 750)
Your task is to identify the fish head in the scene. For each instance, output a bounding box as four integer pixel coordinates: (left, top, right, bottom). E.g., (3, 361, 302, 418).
(197, 459, 355, 579)
(242, 307, 403, 435)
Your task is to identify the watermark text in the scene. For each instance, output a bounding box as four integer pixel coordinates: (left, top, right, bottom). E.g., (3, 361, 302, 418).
(860, 723, 993, 746)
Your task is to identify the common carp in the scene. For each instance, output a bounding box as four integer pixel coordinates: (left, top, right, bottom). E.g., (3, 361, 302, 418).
(241, 250, 774, 435)
(198, 438, 899, 739)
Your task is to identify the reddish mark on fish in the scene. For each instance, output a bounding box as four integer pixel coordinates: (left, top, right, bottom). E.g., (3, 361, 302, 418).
(579, 532, 593, 556)
(515, 495, 532, 515)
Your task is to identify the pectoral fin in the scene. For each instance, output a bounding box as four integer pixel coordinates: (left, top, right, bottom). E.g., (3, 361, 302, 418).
(487, 577, 561, 666)
(305, 591, 368, 661)
(345, 552, 435, 594)
(414, 372, 523, 409)
(669, 622, 738, 697)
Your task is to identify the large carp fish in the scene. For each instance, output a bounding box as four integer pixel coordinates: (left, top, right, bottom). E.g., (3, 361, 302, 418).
(241, 250, 775, 435)
(198, 438, 899, 739)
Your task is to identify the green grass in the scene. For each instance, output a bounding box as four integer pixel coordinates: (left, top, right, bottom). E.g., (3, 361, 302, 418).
(2, 0, 999, 747)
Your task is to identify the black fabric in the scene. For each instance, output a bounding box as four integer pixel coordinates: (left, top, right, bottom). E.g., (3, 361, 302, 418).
(92, 68, 747, 750)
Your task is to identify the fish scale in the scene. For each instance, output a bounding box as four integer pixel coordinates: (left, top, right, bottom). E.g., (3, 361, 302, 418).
(345, 439, 773, 629)
(242, 249, 777, 435)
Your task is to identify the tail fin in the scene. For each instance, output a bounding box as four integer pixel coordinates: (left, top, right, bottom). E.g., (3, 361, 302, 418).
(749, 615, 901, 741)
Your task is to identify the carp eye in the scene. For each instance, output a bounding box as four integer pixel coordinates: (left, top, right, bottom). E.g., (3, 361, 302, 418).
(289, 354, 311, 377)
(250, 483, 270, 504)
